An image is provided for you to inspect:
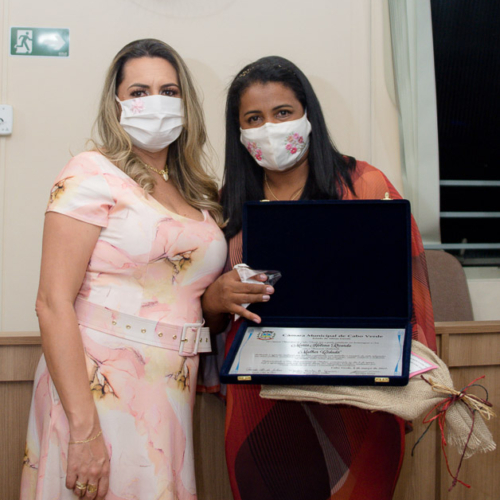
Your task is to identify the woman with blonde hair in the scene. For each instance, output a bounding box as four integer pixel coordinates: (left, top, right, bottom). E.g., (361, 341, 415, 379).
(20, 39, 226, 500)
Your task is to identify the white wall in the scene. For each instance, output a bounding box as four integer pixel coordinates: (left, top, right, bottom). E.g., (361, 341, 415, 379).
(465, 268, 500, 321)
(0, 0, 402, 331)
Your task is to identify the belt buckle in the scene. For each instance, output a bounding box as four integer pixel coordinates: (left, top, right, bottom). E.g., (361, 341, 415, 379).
(179, 323, 203, 356)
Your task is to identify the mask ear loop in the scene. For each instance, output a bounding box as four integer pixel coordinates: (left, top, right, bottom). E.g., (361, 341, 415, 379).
(114, 95, 124, 123)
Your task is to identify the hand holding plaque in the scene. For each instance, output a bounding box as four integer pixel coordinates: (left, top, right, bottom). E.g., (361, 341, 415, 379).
(233, 264, 281, 320)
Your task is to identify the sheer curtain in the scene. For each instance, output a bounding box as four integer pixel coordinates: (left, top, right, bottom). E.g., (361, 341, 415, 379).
(388, 0, 440, 244)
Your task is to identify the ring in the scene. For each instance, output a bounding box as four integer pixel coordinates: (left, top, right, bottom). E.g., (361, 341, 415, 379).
(86, 483, 98, 494)
(75, 481, 87, 491)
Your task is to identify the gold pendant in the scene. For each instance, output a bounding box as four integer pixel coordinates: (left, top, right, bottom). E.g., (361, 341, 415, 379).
(162, 170, 169, 182)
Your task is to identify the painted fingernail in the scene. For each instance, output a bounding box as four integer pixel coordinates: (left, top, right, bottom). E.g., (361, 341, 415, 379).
(262, 295, 270, 301)
(259, 274, 267, 280)
(265, 286, 274, 294)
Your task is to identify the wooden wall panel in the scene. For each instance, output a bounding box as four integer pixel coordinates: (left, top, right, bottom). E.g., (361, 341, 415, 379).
(0, 382, 36, 500)
(0, 345, 43, 382)
(0, 338, 41, 500)
(447, 334, 500, 367)
(193, 394, 234, 500)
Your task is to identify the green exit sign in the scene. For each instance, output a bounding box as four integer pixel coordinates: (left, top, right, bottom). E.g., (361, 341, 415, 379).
(10, 27, 70, 57)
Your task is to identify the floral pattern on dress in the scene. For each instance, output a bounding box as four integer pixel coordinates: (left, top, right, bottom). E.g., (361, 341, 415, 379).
(49, 178, 70, 203)
(150, 217, 200, 284)
(284, 132, 305, 155)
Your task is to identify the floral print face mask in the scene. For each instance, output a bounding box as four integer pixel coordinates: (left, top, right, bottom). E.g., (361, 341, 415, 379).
(240, 113, 312, 171)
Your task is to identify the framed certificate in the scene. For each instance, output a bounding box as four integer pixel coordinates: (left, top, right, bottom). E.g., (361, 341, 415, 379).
(228, 327, 406, 377)
(220, 200, 413, 386)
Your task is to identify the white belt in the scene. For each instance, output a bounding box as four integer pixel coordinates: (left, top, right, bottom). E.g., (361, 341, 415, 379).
(74, 297, 211, 356)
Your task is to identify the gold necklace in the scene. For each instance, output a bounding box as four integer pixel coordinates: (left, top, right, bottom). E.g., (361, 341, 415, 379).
(138, 158, 169, 182)
(264, 174, 304, 201)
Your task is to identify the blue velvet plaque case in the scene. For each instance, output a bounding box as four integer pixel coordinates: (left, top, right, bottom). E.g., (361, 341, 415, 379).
(220, 199, 413, 386)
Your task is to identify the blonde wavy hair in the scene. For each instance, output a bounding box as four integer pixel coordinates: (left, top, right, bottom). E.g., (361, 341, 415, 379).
(90, 39, 224, 226)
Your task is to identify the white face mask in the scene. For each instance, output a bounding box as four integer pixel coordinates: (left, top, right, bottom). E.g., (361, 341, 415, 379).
(240, 113, 312, 171)
(118, 95, 184, 153)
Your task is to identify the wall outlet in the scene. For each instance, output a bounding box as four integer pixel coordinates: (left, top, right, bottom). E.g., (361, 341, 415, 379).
(0, 105, 13, 135)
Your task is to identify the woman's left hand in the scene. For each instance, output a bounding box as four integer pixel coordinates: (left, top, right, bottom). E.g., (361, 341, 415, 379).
(66, 425, 110, 499)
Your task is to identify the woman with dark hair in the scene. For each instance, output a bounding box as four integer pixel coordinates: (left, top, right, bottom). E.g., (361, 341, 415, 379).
(20, 39, 227, 500)
(202, 56, 436, 500)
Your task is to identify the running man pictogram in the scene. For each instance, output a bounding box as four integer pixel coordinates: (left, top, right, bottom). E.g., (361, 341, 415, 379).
(15, 30, 33, 54)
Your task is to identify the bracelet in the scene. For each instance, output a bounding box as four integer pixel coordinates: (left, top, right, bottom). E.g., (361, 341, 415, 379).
(69, 429, 102, 445)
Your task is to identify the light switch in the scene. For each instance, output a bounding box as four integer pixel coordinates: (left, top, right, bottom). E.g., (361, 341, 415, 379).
(0, 105, 13, 135)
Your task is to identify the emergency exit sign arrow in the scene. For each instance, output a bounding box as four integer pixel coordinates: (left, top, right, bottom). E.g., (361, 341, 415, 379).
(10, 27, 70, 57)
(39, 32, 66, 51)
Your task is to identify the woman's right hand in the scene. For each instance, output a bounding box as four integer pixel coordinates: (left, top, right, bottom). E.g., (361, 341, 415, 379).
(202, 269, 274, 328)
(66, 425, 110, 499)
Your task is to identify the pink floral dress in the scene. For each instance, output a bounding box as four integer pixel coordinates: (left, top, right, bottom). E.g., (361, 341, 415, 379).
(20, 152, 227, 500)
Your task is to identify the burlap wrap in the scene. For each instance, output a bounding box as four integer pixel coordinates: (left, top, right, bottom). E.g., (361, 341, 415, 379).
(260, 340, 495, 458)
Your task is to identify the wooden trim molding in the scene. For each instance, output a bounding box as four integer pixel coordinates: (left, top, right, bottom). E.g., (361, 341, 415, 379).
(0, 331, 41, 345)
(435, 321, 500, 335)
